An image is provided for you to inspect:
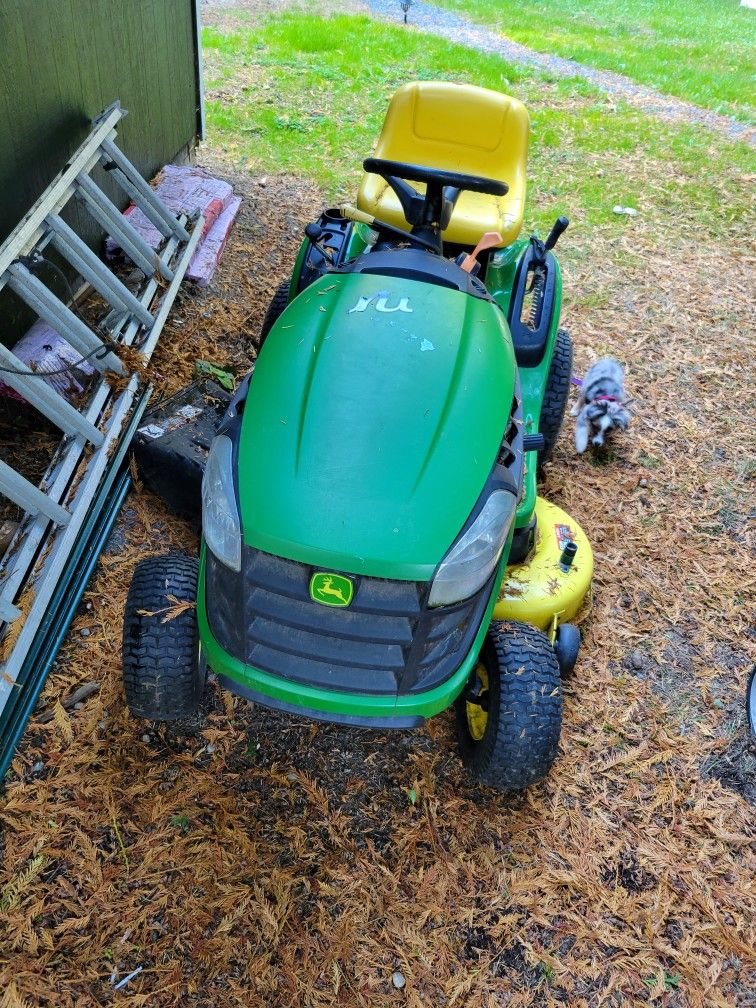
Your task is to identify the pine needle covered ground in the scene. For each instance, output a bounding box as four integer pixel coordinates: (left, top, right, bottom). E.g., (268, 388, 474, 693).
(1, 9, 754, 1007)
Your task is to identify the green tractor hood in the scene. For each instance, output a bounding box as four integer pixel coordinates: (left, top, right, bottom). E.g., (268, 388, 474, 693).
(238, 272, 516, 580)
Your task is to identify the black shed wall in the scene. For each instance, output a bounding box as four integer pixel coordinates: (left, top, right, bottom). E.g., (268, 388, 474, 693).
(0, 0, 202, 338)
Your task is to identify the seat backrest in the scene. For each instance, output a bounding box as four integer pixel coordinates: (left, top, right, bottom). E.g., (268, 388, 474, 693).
(358, 81, 529, 242)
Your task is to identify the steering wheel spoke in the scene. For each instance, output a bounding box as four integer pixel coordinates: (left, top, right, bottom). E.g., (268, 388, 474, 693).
(384, 174, 426, 227)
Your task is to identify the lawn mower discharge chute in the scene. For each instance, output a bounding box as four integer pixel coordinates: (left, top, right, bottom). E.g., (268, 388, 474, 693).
(122, 82, 593, 792)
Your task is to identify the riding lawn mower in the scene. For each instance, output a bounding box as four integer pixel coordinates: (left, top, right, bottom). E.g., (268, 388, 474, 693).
(122, 81, 593, 791)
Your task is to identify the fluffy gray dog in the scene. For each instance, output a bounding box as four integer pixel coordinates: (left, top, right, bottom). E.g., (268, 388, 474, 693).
(571, 357, 631, 453)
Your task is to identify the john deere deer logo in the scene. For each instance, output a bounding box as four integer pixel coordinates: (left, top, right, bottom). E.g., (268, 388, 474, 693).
(310, 572, 354, 607)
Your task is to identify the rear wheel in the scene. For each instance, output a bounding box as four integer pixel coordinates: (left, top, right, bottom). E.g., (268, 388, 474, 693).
(538, 328, 573, 467)
(258, 280, 290, 347)
(456, 621, 562, 791)
(122, 553, 204, 721)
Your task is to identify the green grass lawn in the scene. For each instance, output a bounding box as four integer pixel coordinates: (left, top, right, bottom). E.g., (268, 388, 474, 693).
(430, 0, 756, 122)
(202, 13, 753, 243)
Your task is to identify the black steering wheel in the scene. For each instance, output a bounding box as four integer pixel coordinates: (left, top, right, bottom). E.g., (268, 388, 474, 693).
(363, 158, 508, 197)
(362, 158, 508, 254)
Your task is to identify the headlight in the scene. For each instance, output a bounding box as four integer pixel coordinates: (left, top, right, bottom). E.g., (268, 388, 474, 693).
(202, 435, 241, 572)
(428, 490, 516, 607)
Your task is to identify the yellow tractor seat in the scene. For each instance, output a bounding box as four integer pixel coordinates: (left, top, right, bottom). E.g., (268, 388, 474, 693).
(358, 81, 529, 249)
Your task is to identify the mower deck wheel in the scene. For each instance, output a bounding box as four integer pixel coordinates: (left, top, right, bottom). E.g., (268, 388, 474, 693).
(554, 622, 581, 676)
(538, 327, 573, 468)
(122, 553, 204, 721)
(456, 620, 562, 791)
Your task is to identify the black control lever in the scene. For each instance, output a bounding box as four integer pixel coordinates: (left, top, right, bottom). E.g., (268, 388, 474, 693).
(304, 222, 333, 261)
(529, 235, 546, 264)
(545, 215, 570, 251)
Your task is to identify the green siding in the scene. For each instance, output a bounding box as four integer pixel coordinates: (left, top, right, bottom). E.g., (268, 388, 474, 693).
(0, 0, 200, 339)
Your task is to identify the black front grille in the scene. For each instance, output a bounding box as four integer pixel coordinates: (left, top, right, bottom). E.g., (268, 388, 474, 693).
(205, 547, 491, 696)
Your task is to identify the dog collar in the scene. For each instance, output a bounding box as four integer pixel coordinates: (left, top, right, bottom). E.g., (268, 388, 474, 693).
(594, 394, 619, 403)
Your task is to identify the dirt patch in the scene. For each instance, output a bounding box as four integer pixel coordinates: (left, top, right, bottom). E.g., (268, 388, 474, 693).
(702, 730, 756, 806)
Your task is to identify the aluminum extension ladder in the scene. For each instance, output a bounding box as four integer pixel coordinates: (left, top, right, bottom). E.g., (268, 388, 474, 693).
(0, 102, 203, 767)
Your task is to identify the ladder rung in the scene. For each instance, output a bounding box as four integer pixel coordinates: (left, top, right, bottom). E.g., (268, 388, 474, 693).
(109, 225, 183, 348)
(0, 362, 114, 614)
(98, 140, 190, 241)
(0, 344, 104, 444)
(99, 139, 191, 242)
(7, 263, 124, 376)
(101, 162, 174, 241)
(0, 461, 70, 527)
(46, 214, 154, 328)
(0, 599, 22, 623)
(136, 214, 204, 361)
(75, 174, 174, 282)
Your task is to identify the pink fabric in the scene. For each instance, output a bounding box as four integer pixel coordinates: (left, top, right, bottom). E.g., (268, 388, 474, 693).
(106, 164, 239, 286)
(0, 319, 95, 404)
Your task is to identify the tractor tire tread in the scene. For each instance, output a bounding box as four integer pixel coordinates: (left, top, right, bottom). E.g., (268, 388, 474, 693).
(258, 280, 290, 346)
(539, 328, 573, 467)
(122, 553, 202, 721)
(456, 620, 562, 791)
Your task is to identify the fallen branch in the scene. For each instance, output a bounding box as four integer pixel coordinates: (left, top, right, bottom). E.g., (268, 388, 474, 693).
(36, 681, 99, 724)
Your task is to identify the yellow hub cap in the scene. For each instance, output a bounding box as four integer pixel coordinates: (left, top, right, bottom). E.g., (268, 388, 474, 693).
(465, 663, 489, 742)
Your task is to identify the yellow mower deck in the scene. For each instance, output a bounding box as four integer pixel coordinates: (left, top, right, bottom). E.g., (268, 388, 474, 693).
(494, 498, 593, 635)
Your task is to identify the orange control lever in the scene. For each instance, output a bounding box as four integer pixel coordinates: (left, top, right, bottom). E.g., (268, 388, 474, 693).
(460, 231, 503, 273)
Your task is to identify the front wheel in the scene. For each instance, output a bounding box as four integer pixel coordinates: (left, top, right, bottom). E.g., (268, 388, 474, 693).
(455, 621, 562, 791)
(122, 553, 204, 721)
